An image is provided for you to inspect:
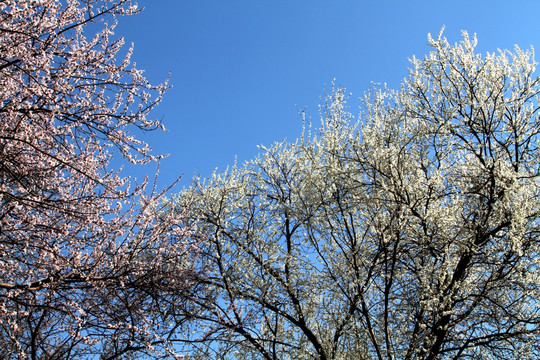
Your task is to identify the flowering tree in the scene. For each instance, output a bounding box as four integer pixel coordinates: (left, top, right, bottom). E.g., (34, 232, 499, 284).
(0, 1, 201, 358)
(172, 31, 540, 359)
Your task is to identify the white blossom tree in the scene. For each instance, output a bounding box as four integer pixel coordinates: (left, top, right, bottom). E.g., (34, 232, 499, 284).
(0, 1, 202, 358)
(171, 30, 540, 359)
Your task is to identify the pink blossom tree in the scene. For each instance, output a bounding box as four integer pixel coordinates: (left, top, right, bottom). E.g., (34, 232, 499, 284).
(0, 1, 201, 358)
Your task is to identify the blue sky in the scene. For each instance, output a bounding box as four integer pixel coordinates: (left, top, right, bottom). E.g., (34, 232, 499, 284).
(115, 1, 540, 188)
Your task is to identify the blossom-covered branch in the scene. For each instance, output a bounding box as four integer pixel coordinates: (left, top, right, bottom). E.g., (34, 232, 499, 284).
(170, 30, 540, 359)
(0, 1, 201, 358)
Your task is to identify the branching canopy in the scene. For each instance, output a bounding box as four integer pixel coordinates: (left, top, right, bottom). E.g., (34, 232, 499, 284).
(172, 30, 540, 359)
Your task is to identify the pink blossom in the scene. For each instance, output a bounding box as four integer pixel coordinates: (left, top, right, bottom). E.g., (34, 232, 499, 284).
(0, 1, 201, 358)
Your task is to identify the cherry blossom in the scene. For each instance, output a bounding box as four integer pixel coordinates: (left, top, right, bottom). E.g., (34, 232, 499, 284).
(171, 31, 540, 359)
(0, 1, 201, 358)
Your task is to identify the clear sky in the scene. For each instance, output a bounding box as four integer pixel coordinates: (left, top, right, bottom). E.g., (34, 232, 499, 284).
(114, 1, 540, 188)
